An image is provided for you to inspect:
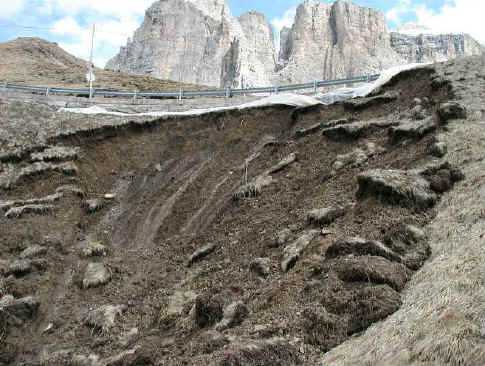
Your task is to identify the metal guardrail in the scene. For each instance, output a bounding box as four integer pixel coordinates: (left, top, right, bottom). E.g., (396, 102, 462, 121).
(1, 74, 380, 100)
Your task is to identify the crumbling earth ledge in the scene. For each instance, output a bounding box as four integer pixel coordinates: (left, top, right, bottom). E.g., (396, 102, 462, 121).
(322, 55, 485, 366)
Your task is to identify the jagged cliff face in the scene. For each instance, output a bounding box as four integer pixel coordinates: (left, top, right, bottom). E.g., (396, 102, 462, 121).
(237, 12, 276, 87)
(106, 0, 275, 88)
(390, 33, 484, 63)
(277, 0, 402, 83)
(107, 0, 484, 87)
(107, 0, 231, 87)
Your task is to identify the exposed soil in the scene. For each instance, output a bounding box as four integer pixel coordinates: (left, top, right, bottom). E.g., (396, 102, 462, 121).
(0, 65, 462, 365)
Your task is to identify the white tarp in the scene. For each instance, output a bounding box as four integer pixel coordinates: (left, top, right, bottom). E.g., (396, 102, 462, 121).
(316, 63, 431, 104)
(59, 93, 324, 117)
(59, 63, 430, 117)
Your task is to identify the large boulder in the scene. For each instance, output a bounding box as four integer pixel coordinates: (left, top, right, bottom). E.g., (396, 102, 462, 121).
(326, 237, 402, 263)
(388, 117, 436, 144)
(0, 296, 40, 324)
(357, 169, 437, 209)
(325, 255, 412, 291)
(384, 224, 431, 270)
(323, 120, 398, 141)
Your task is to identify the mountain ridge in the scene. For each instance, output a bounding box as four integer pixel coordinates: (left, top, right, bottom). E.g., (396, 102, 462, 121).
(106, 0, 484, 88)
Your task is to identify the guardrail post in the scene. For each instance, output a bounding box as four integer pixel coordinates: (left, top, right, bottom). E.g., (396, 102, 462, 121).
(225, 87, 231, 99)
(133, 90, 138, 104)
(3, 82, 8, 97)
(313, 80, 318, 93)
(178, 88, 183, 105)
(45, 88, 50, 97)
(274, 86, 279, 94)
(366, 74, 371, 83)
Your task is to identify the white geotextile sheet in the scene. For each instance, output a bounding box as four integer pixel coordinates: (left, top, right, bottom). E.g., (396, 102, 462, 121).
(316, 62, 430, 104)
(59, 63, 430, 117)
(58, 93, 323, 117)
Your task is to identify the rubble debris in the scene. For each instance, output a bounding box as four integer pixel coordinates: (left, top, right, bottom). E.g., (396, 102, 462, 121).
(187, 243, 217, 267)
(83, 263, 111, 289)
(307, 206, 345, 226)
(281, 230, 319, 272)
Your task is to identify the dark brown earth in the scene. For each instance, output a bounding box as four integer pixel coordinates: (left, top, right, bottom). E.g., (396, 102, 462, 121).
(0, 65, 463, 365)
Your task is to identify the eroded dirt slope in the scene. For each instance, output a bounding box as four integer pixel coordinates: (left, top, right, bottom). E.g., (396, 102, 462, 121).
(0, 62, 473, 365)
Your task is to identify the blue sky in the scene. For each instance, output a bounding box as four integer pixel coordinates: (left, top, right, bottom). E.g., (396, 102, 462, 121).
(0, 0, 482, 67)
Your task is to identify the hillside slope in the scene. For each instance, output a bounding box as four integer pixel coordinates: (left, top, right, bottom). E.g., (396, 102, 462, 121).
(0, 55, 483, 365)
(0, 37, 201, 91)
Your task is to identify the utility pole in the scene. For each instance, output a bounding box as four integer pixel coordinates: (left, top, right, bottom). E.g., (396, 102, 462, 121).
(88, 23, 96, 100)
(178, 33, 187, 105)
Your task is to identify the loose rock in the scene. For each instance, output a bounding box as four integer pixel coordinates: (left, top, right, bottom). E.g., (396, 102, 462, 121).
(5, 204, 54, 219)
(272, 228, 292, 248)
(187, 243, 217, 267)
(200, 330, 229, 354)
(215, 301, 249, 331)
(82, 240, 107, 257)
(250, 257, 271, 278)
(20, 245, 47, 259)
(83, 304, 126, 333)
(281, 230, 319, 272)
(0, 296, 40, 324)
(192, 293, 223, 328)
(6, 259, 32, 276)
(429, 141, 448, 158)
(323, 119, 398, 141)
(438, 101, 467, 122)
(332, 142, 381, 172)
(82, 262, 111, 289)
(83, 199, 105, 214)
(307, 206, 345, 226)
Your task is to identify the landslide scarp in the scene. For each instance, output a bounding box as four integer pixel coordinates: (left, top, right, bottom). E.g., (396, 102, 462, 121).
(0, 63, 466, 365)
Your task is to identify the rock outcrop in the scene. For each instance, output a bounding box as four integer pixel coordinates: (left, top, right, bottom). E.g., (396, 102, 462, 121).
(107, 0, 275, 88)
(107, 0, 484, 87)
(277, 0, 403, 83)
(390, 33, 484, 63)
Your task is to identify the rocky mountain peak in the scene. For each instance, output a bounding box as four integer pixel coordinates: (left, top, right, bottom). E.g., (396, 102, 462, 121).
(107, 0, 484, 87)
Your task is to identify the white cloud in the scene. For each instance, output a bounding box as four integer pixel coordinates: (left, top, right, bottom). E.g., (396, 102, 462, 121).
(413, 0, 485, 44)
(40, 1, 153, 67)
(388, 0, 485, 45)
(385, 0, 412, 25)
(0, 0, 25, 19)
(271, 6, 296, 34)
(271, 6, 297, 57)
(49, 15, 141, 67)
